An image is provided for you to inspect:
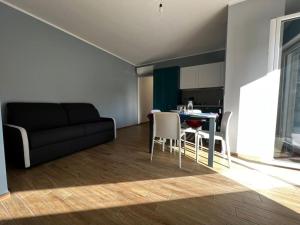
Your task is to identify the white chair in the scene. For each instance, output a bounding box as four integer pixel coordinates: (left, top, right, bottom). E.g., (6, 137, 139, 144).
(150, 109, 180, 153)
(181, 109, 203, 160)
(150, 109, 167, 151)
(196, 111, 232, 167)
(151, 112, 186, 168)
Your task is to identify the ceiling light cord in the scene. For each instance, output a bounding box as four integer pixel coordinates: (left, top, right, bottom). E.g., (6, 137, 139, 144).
(159, 0, 163, 14)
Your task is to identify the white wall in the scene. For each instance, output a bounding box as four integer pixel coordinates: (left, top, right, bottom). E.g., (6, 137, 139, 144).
(138, 76, 153, 123)
(224, 0, 286, 159)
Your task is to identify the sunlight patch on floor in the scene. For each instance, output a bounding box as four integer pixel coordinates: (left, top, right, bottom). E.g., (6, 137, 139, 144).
(173, 143, 300, 214)
(0, 174, 251, 220)
(176, 143, 298, 189)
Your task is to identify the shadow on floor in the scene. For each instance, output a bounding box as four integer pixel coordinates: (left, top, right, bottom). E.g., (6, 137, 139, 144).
(1, 191, 299, 225)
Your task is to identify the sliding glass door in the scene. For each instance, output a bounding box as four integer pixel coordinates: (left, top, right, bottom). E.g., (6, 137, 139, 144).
(275, 17, 300, 159)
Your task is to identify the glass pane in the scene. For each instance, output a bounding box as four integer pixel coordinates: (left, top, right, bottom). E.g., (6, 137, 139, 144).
(275, 18, 300, 161)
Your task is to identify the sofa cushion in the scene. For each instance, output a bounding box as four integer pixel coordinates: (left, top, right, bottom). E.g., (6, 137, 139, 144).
(30, 131, 114, 166)
(61, 103, 100, 125)
(84, 118, 114, 136)
(29, 125, 85, 149)
(7, 103, 68, 131)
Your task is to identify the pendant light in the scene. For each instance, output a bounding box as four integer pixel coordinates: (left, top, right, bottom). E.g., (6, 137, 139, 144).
(159, 0, 163, 14)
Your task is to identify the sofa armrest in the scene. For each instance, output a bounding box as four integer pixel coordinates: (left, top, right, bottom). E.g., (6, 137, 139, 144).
(100, 117, 117, 139)
(4, 124, 31, 168)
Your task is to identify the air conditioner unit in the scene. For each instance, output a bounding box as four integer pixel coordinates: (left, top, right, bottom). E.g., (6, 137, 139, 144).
(136, 65, 154, 76)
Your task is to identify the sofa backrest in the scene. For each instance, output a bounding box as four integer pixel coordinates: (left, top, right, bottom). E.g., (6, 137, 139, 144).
(61, 103, 100, 125)
(6, 103, 69, 131)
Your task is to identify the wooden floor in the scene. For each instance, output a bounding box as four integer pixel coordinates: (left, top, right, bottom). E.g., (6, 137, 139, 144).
(0, 124, 299, 225)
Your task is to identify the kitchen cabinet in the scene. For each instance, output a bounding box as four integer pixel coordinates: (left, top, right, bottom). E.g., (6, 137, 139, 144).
(180, 62, 225, 89)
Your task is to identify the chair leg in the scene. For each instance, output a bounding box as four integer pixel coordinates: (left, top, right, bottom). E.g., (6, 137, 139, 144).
(159, 138, 164, 152)
(198, 136, 203, 163)
(170, 139, 173, 153)
(200, 137, 203, 150)
(162, 138, 165, 152)
(150, 138, 155, 161)
(195, 134, 199, 163)
(179, 138, 182, 168)
(226, 141, 231, 167)
(183, 134, 186, 155)
(200, 136, 203, 149)
(221, 139, 226, 155)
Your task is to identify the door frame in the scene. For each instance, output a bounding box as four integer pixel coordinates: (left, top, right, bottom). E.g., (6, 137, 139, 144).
(269, 12, 300, 72)
(269, 12, 300, 163)
(137, 74, 153, 124)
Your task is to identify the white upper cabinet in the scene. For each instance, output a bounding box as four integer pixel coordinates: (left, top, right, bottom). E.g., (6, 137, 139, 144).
(180, 62, 225, 89)
(180, 66, 198, 89)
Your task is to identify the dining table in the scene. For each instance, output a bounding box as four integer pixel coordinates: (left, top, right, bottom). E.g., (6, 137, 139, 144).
(148, 110, 218, 168)
(172, 110, 218, 168)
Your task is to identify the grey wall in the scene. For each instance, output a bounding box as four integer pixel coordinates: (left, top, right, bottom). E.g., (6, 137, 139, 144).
(0, 2, 138, 128)
(140, 50, 225, 69)
(0, 107, 8, 196)
(224, 0, 286, 157)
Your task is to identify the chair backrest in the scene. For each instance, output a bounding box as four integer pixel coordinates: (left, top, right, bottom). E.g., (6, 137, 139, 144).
(220, 111, 232, 141)
(191, 109, 202, 114)
(150, 109, 161, 113)
(153, 112, 181, 140)
(61, 103, 100, 125)
(6, 103, 69, 131)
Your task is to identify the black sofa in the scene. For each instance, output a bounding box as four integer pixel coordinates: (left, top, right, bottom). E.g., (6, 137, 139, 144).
(3, 103, 116, 168)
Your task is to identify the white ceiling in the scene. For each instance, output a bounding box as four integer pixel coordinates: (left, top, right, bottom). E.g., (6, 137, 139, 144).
(3, 0, 228, 66)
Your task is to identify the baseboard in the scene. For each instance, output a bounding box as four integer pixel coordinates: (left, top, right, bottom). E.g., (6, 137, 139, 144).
(236, 153, 264, 162)
(0, 191, 10, 201)
(138, 121, 149, 125)
(117, 123, 139, 130)
(233, 154, 300, 171)
(231, 152, 238, 157)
